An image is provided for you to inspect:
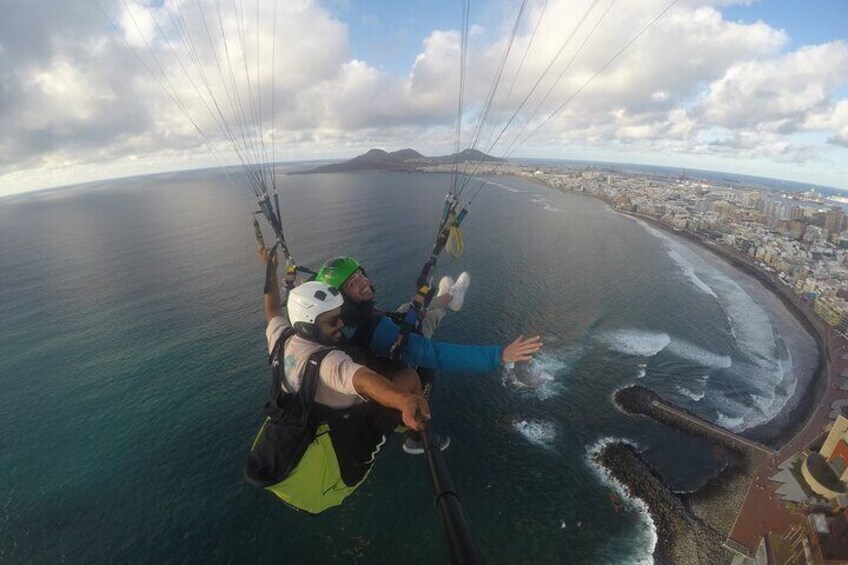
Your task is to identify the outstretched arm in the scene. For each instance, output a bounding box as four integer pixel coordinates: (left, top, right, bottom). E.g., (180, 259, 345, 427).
(352, 367, 430, 430)
(258, 247, 283, 322)
(369, 316, 541, 372)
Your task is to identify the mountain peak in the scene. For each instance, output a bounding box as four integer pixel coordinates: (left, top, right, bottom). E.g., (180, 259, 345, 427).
(297, 147, 505, 174)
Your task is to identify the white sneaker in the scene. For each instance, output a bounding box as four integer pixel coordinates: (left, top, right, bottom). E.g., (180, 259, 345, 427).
(448, 272, 470, 312)
(437, 275, 455, 298)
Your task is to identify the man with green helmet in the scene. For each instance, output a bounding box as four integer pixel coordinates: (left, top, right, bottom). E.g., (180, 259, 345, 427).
(316, 255, 470, 340)
(316, 256, 543, 454)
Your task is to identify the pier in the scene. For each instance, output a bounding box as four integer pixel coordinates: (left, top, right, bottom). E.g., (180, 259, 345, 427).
(649, 400, 774, 456)
(615, 386, 772, 459)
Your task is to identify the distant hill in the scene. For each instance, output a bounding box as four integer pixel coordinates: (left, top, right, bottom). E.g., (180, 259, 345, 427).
(293, 148, 505, 174)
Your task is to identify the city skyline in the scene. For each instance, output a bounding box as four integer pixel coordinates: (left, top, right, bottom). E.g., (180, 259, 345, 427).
(1, 0, 847, 197)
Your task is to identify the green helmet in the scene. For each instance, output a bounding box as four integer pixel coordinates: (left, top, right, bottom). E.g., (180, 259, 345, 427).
(316, 256, 362, 289)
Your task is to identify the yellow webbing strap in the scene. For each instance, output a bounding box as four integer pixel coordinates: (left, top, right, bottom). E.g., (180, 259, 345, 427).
(447, 225, 464, 258)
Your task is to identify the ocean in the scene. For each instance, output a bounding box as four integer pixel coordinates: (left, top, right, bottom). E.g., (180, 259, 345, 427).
(0, 168, 817, 563)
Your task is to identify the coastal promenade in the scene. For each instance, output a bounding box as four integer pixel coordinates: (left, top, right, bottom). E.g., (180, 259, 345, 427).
(726, 336, 848, 556)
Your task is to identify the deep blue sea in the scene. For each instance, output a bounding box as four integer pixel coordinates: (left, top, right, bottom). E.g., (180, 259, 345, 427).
(0, 168, 817, 564)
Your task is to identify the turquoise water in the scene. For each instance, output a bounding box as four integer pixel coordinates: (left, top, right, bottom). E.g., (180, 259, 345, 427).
(0, 169, 817, 563)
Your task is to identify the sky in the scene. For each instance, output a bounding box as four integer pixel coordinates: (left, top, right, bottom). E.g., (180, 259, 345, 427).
(1, 0, 847, 197)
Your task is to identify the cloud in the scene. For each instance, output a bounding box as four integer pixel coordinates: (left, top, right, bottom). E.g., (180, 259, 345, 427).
(1, 0, 847, 195)
(695, 42, 848, 132)
(815, 99, 848, 147)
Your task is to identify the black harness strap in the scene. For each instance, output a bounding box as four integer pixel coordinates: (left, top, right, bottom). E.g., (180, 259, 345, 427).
(387, 228, 449, 359)
(267, 328, 333, 423)
(245, 331, 336, 488)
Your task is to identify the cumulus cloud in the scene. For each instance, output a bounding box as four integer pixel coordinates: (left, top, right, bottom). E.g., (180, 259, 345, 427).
(814, 99, 848, 147)
(1, 0, 847, 195)
(695, 42, 848, 132)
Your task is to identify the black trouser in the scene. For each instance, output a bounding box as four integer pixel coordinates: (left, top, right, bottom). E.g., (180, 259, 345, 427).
(319, 402, 402, 487)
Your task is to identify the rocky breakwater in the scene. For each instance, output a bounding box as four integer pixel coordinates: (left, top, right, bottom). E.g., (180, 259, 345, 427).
(591, 386, 771, 563)
(591, 442, 727, 564)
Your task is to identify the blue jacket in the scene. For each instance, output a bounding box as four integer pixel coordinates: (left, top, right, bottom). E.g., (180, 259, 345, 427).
(369, 316, 502, 373)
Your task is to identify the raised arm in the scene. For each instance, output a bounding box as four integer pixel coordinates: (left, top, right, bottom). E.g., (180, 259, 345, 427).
(258, 247, 283, 322)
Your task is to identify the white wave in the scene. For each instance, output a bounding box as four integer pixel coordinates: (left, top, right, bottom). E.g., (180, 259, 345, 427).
(636, 363, 647, 379)
(750, 392, 775, 412)
(529, 196, 560, 213)
(676, 386, 705, 402)
(503, 346, 582, 400)
(632, 216, 776, 359)
(586, 437, 657, 564)
(666, 249, 717, 298)
(513, 419, 557, 449)
(716, 412, 745, 432)
(601, 329, 670, 357)
(665, 339, 732, 369)
(634, 221, 716, 298)
(710, 281, 778, 369)
(628, 214, 801, 434)
(488, 180, 522, 193)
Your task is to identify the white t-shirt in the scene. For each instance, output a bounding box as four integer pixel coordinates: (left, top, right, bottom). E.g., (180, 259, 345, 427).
(266, 316, 366, 409)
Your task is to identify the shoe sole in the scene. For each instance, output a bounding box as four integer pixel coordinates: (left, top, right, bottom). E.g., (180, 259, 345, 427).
(402, 436, 450, 455)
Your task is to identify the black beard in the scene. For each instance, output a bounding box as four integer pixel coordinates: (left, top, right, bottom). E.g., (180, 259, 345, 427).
(315, 332, 339, 347)
(341, 296, 377, 326)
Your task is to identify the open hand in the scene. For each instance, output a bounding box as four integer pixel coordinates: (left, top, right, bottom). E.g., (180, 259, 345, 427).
(501, 334, 543, 364)
(400, 395, 431, 431)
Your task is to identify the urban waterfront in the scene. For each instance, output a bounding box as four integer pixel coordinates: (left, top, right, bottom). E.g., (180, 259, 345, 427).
(502, 160, 848, 562)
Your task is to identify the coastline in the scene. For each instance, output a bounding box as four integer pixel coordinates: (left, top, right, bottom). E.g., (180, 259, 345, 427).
(620, 210, 829, 448)
(544, 179, 829, 446)
(521, 175, 834, 561)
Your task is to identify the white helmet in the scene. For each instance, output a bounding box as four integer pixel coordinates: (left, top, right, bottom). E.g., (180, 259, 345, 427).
(287, 281, 344, 338)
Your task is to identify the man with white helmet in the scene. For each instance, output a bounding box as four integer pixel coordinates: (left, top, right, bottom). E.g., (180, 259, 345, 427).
(247, 248, 432, 513)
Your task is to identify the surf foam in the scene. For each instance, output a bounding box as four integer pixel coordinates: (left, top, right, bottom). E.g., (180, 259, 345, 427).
(601, 329, 670, 357)
(512, 419, 557, 449)
(503, 345, 582, 400)
(665, 339, 732, 369)
(676, 386, 705, 402)
(530, 196, 560, 212)
(586, 437, 657, 564)
(628, 215, 799, 433)
(475, 177, 522, 193)
(716, 412, 745, 432)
